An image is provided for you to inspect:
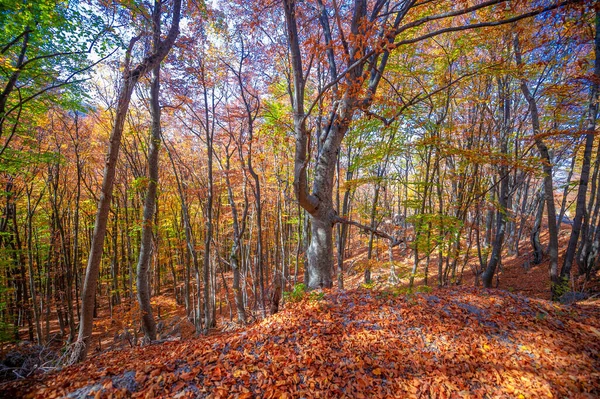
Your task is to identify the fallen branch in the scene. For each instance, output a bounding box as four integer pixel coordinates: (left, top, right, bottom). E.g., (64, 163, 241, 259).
(334, 216, 404, 247)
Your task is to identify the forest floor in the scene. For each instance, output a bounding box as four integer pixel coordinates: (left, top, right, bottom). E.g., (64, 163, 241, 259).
(3, 286, 600, 398)
(3, 223, 600, 398)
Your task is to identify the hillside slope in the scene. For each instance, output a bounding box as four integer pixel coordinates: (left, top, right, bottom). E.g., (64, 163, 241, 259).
(5, 287, 600, 398)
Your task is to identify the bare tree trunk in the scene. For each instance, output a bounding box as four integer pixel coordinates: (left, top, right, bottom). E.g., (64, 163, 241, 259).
(135, 0, 164, 342)
(483, 78, 511, 289)
(221, 147, 248, 324)
(560, 10, 599, 284)
(25, 184, 42, 344)
(365, 172, 383, 284)
(530, 189, 544, 264)
(336, 147, 353, 289)
(71, 0, 181, 362)
(74, 74, 137, 361)
(515, 34, 560, 297)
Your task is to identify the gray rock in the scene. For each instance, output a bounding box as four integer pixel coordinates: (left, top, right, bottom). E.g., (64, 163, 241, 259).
(112, 370, 138, 393)
(559, 291, 588, 305)
(66, 383, 103, 399)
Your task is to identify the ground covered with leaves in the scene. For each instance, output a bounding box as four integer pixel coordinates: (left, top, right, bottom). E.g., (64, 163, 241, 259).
(4, 287, 600, 398)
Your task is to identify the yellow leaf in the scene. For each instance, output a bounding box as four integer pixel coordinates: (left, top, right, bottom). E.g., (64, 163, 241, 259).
(373, 368, 382, 376)
(233, 369, 246, 378)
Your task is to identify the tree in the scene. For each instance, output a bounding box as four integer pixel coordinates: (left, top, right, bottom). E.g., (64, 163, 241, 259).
(71, 0, 182, 363)
(282, 0, 575, 289)
(514, 32, 560, 297)
(560, 7, 600, 285)
(136, 0, 167, 343)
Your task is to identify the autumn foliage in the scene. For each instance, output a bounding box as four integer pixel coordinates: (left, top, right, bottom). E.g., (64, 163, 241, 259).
(2, 287, 598, 398)
(2, 0, 600, 397)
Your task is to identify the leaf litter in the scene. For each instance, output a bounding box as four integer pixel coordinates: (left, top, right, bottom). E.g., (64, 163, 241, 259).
(4, 287, 600, 398)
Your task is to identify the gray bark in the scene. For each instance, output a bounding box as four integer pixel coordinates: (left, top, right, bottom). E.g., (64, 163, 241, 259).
(561, 10, 599, 282)
(482, 78, 511, 289)
(135, 0, 165, 342)
(531, 190, 544, 265)
(515, 34, 559, 293)
(71, 0, 181, 363)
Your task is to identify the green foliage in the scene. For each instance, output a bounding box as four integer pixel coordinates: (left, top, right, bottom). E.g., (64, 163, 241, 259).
(308, 291, 325, 302)
(0, 0, 119, 177)
(416, 285, 432, 293)
(0, 300, 15, 342)
(283, 283, 306, 303)
(0, 320, 16, 342)
(552, 277, 571, 301)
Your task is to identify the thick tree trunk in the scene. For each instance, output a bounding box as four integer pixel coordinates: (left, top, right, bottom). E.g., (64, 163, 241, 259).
(307, 216, 334, 288)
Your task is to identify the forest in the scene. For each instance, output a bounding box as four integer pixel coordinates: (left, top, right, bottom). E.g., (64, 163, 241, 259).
(1, 0, 600, 397)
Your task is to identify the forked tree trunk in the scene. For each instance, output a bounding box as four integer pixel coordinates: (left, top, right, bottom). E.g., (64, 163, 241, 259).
(136, 1, 164, 341)
(515, 33, 560, 297)
(71, 0, 181, 363)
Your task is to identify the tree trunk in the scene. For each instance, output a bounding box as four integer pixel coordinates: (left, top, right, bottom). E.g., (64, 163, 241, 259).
(483, 78, 511, 289)
(531, 190, 544, 264)
(515, 33, 560, 297)
(307, 216, 334, 288)
(560, 10, 599, 284)
(71, 0, 181, 362)
(136, 9, 163, 341)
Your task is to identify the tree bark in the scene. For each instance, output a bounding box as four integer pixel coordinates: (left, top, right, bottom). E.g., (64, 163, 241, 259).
(71, 0, 181, 363)
(560, 9, 599, 283)
(483, 78, 511, 289)
(530, 189, 544, 265)
(135, 0, 164, 342)
(515, 34, 560, 295)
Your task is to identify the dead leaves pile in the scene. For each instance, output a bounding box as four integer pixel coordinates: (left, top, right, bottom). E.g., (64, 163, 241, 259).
(7, 287, 600, 398)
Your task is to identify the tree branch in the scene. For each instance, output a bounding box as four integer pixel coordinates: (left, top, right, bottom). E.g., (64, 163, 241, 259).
(334, 215, 404, 247)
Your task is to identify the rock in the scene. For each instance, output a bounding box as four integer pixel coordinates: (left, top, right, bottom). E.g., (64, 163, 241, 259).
(559, 291, 588, 305)
(112, 370, 138, 393)
(66, 383, 103, 399)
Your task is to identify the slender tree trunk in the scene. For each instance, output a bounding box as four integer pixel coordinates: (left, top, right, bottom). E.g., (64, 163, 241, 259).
(136, 56, 161, 342)
(223, 151, 248, 324)
(365, 176, 382, 284)
(336, 147, 353, 289)
(515, 34, 560, 296)
(26, 186, 42, 344)
(483, 78, 511, 289)
(531, 189, 544, 264)
(71, 1, 181, 361)
(560, 10, 599, 283)
(135, 1, 166, 341)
